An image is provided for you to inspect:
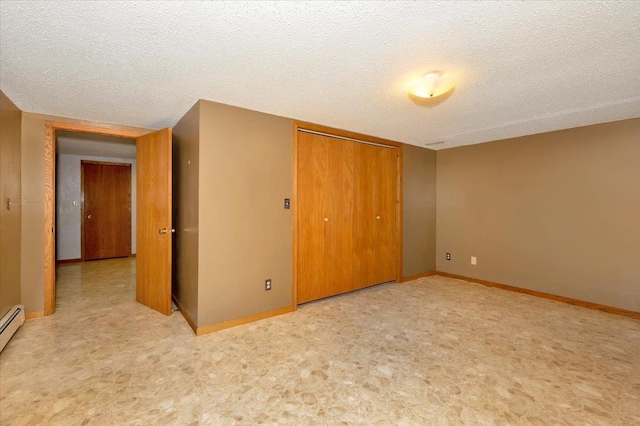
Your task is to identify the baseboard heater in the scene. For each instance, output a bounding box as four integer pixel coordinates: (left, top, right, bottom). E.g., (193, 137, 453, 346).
(0, 305, 25, 353)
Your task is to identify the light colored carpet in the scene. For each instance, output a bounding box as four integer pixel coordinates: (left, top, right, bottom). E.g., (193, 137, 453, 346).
(1, 257, 638, 425)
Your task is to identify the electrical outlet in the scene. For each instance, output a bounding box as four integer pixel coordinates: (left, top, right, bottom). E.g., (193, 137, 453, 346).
(265, 279, 272, 291)
(471, 256, 477, 265)
(446, 253, 451, 261)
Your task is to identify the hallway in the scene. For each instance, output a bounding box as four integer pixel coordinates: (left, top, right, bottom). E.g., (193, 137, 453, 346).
(56, 258, 138, 312)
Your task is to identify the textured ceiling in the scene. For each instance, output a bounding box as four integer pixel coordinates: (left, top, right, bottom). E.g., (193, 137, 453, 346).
(1, 1, 639, 149)
(56, 131, 136, 159)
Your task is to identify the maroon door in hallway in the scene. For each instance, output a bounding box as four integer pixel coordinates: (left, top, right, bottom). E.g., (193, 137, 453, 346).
(82, 161, 132, 260)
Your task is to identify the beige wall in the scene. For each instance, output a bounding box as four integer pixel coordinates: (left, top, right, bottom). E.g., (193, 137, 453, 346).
(198, 100, 293, 327)
(172, 101, 200, 325)
(402, 144, 436, 277)
(20, 112, 151, 313)
(0, 91, 22, 318)
(436, 118, 640, 312)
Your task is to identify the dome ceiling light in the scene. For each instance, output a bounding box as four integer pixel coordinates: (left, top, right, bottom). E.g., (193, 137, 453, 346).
(409, 72, 454, 98)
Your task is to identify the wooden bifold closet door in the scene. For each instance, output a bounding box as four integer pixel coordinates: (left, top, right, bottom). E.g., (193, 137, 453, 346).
(353, 143, 398, 290)
(297, 130, 398, 304)
(297, 132, 355, 303)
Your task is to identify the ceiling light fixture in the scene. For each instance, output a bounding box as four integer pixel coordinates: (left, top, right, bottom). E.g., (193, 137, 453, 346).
(409, 72, 454, 98)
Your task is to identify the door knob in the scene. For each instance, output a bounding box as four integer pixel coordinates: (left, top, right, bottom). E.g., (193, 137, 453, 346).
(159, 228, 176, 234)
(324, 217, 329, 222)
(376, 216, 381, 220)
(87, 214, 92, 219)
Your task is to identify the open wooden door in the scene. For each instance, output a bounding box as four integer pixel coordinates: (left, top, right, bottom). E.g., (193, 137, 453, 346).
(136, 128, 173, 315)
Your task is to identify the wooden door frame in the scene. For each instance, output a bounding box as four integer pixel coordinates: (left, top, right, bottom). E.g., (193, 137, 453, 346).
(80, 160, 133, 261)
(291, 121, 403, 308)
(44, 122, 146, 316)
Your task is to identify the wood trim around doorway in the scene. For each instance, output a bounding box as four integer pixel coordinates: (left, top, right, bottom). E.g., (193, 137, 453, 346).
(44, 121, 146, 316)
(291, 121, 404, 307)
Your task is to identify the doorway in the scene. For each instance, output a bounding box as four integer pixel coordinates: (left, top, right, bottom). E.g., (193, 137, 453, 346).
(44, 122, 173, 317)
(55, 131, 136, 264)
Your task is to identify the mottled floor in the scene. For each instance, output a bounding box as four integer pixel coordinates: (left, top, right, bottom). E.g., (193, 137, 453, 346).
(1, 258, 639, 425)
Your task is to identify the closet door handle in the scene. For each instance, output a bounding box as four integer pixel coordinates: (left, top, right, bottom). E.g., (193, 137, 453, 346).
(376, 216, 381, 220)
(324, 217, 329, 222)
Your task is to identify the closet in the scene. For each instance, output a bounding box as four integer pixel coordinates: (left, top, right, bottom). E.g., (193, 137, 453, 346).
(296, 129, 399, 304)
